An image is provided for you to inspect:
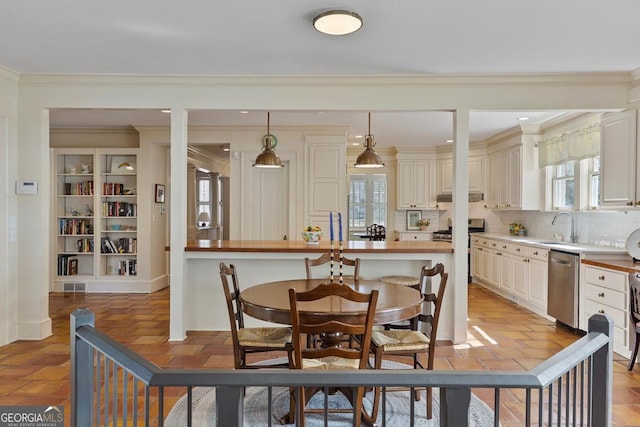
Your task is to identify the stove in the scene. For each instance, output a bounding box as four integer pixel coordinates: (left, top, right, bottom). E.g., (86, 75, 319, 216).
(432, 218, 485, 242)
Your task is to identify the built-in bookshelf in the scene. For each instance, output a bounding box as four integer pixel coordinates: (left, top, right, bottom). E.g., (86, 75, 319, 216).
(53, 149, 139, 290)
(99, 153, 137, 277)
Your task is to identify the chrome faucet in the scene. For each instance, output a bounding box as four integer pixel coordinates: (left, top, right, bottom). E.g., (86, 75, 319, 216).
(552, 212, 577, 243)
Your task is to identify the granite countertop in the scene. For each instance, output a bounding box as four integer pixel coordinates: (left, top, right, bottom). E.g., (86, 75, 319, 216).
(474, 233, 628, 256)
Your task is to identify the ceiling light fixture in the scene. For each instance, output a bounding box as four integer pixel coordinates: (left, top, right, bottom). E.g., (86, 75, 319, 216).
(313, 10, 363, 36)
(253, 112, 284, 168)
(518, 116, 531, 121)
(354, 113, 384, 168)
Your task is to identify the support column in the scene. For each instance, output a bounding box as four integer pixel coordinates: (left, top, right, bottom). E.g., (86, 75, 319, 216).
(452, 109, 470, 344)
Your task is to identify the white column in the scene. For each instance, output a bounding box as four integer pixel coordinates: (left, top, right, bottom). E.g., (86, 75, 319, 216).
(169, 109, 188, 341)
(452, 109, 470, 344)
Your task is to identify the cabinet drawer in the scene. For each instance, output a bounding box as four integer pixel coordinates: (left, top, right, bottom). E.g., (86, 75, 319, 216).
(585, 266, 626, 292)
(521, 245, 548, 261)
(586, 283, 626, 310)
(584, 299, 627, 329)
(397, 232, 432, 241)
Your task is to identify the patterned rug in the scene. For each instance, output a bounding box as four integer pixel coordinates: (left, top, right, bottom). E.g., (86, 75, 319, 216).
(165, 360, 496, 427)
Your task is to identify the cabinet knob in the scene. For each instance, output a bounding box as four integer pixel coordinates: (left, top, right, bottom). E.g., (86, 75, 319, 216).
(492, 243, 496, 247)
(628, 202, 634, 206)
(598, 275, 605, 280)
(502, 245, 507, 249)
(636, 201, 640, 206)
(414, 236, 417, 239)
(497, 252, 502, 256)
(516, 248, 521, 252)
(598, 309, 605, 314)
(533, 251, 538, 255)
(598, 292, 605, 298)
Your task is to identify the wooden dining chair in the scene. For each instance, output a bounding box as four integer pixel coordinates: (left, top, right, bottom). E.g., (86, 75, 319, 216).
(287, 282, 378, 427)
(305, 252, 362, 280)
(219, 262, 293, 369)
(368, 263, 448, 420)
(628, 272, 640, 371)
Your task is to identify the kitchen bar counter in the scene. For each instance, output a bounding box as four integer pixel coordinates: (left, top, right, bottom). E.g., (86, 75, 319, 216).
(183, 239, 453, 254)
(182, 239, 455, 341)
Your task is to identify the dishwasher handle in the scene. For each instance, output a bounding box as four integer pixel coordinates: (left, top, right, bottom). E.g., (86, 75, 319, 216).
(550, 258, 572, 266)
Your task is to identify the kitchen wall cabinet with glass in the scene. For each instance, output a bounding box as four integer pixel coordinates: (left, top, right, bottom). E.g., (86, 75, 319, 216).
(471, 236, 549, 317)
(53, 148, 150, 292)
(396, 153, 437, 210)
(600, 109, 640, 208)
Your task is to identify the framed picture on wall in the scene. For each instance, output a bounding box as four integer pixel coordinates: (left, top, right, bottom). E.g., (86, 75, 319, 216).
(406, 210, 421, 230)
(155, 184, 165, 203)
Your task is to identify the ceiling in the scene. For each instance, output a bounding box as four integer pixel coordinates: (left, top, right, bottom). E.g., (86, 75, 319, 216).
(6, 1, 639, 146)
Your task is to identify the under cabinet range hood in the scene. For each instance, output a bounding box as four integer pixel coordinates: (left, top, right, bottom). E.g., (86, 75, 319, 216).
(436, 192, 484, 203)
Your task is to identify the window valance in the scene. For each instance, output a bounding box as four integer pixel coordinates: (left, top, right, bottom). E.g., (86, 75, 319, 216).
(538, 123, 600, 168)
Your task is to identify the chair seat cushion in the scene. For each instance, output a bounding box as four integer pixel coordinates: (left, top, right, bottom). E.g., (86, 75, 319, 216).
(371, 330, 430, 351)
(238, 327, 292, 347)
(302, 356, 361, 370)
(380, 275, 420, 286)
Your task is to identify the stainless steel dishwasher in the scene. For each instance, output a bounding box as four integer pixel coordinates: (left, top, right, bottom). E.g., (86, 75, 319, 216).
(547, 249, 580, 328)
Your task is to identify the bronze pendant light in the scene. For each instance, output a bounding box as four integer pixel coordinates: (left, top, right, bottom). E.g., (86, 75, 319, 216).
(253, 112, 284, 168)
(354, 112, 384, 168)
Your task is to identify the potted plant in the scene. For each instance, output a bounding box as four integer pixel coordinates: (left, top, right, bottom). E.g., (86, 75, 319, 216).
(416, 218, 430, 231)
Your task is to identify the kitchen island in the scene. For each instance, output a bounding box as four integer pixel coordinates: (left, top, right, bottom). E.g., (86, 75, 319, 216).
(181, 239, 455, 338)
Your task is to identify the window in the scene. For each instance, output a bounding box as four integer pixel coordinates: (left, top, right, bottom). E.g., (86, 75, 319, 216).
(196, 171, 212, 227)
(588, 156, 600, 209)
(552, 161, 575, 210)
(349, 174, 387, 230)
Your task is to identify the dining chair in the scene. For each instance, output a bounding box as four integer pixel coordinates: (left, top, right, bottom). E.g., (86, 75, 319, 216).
(287, 282, 378, 427)
(368, 263, 448, 420)
(305, 252, 362, 280)
(628, 272, 640, 371)
(219, 262, 293, 369)
(366, 224, 386, 241)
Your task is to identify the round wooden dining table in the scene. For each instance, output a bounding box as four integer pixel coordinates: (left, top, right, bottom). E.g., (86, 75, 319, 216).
(240, 278, 424, 326)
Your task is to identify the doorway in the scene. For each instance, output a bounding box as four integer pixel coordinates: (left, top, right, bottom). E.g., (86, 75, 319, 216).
(251, 165, 289, 240)
(348, 174, 387, 240)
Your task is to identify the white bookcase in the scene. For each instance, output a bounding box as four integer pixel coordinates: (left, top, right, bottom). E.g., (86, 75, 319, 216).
(53, 148, 143, 292)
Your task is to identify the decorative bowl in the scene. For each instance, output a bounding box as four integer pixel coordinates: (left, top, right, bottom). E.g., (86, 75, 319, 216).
(302, 231, 323, 244)
(110, 224, 122, 231)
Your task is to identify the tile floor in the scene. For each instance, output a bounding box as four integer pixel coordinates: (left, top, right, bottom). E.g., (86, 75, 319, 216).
(1, 284, 640, 426)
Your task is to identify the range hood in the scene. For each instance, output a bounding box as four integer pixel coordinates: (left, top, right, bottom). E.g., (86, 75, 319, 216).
(436, 192, 484, 203)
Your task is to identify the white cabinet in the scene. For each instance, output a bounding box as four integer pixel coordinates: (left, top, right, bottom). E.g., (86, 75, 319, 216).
(583, 265, 629, 357)
(397, 159, 436, 209)
(471, 236, 548, 316)
(600, 110, 640, 207)
(487, 141, 540, 210)
(395, 231, 432, 241)
(437, 156, 485, 194)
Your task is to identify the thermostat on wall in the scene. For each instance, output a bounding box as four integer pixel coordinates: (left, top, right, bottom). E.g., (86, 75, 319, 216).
(16, 180, 38, 195)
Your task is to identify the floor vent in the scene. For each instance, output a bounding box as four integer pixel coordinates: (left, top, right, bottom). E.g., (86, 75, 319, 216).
(63, 282, 87, 293)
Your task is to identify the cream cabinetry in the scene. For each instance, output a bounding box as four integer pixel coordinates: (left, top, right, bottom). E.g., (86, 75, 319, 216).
(471, 236, 548, 316)
(53, 148, 142, 292)
(395, 231, 432, 241)
(436, 156, 485, 194)
(397, 159, 436, 209)
(487, 140, 540, 210)
(600, 110, 640, 208)
(583, 265, 629, 356)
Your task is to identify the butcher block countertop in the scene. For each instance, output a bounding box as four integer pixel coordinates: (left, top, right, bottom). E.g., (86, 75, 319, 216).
(582, 257, 640, 274)
(181, 239, 454, 254)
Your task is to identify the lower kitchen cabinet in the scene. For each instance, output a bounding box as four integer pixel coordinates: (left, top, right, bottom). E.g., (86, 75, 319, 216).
(583, 264, 629, 357)
(471, 236, 548, 317)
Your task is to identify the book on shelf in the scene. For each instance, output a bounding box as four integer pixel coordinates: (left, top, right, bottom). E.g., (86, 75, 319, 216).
(57, 255, 79, 276)
(118, 259, 137, 276)
(101, 201, 137, 217)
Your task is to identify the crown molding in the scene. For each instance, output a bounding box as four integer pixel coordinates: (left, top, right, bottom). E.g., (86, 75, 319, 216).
(0, 65, 19, 82)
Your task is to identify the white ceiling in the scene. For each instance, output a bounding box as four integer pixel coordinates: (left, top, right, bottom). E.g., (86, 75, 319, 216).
(6, 1, 639, 145)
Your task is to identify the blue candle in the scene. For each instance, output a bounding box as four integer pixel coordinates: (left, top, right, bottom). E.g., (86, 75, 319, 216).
(329, 212, 334, 241)
(338, 212, 343, 242)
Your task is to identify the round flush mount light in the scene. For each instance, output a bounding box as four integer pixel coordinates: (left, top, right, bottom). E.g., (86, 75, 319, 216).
(313, 10, 363, 35)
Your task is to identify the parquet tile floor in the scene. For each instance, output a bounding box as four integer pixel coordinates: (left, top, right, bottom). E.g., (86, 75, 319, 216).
(1, 283, 640, 426)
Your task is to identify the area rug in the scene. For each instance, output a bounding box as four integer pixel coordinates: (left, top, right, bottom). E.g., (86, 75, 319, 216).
(165, 360, 496, 427)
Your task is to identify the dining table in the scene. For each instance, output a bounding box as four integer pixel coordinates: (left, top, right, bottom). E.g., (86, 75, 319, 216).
(240, 278, 424, 346)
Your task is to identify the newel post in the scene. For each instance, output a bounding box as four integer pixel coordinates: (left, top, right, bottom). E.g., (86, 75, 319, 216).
(589, 313, 613, 427)
(70, 308, 95, 427)
(440, 386, 471, 427)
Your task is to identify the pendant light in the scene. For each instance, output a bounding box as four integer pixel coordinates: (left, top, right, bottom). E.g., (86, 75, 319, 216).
(354, 112, 384, 168)
(253, 112, 284, 168)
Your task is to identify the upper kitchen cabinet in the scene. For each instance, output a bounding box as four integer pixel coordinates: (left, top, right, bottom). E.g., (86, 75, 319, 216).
(396, 151, 437, 209)
(487, 132, 541, 210)
(600, 109, 640, 208)
(437, 155, 485, 195)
